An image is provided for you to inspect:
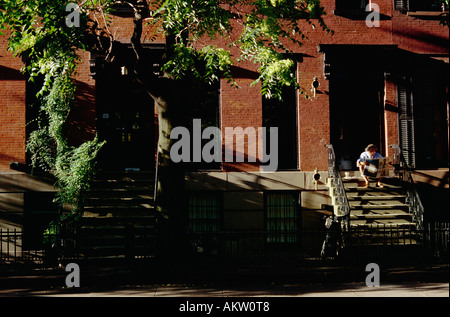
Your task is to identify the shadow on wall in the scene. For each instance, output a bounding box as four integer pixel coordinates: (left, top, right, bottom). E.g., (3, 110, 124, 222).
(67, 79, 97, 147)
(0, 65, 26, 80)
(412, 170, 449, 222)
(393, 24, 450, 52)
(0, 154, 26, 171)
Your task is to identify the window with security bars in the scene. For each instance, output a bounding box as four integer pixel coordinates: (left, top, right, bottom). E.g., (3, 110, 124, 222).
(265, 192, 300, 243)
(395, 0, 447, 11)
(187, 192, 222, 233)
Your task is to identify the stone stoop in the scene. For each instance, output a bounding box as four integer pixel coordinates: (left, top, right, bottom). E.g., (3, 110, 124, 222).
(327, 172, 418, 246)
(75, 171, 157, 263)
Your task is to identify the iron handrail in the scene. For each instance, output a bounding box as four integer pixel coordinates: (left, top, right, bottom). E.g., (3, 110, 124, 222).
(326, 144, 351, 231)
(390, 144, 425, 230)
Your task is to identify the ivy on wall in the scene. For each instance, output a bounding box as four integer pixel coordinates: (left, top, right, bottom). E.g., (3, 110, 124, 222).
(0, 1, 105, 238)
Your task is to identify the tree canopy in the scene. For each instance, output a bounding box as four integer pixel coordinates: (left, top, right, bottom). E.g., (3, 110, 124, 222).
(1, 0, 331, 100)
(0, 0, 330, 233)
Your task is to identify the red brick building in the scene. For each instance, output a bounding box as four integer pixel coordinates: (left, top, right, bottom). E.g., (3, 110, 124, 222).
(1, 1, 449, 238)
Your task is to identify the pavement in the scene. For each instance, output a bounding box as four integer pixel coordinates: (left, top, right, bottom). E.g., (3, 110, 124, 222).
(0, 262, 448, 298)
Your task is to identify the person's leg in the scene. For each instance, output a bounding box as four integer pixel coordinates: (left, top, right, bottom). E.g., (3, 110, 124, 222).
(358, 165, 370, 187)
(376, 178, 384, 187)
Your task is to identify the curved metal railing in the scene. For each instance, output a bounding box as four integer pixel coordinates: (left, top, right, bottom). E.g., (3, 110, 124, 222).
(390, 144, 425, 230)
(326, 144, 351, 231)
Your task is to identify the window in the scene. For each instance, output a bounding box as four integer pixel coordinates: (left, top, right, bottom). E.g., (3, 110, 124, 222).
(262, 81, 298, 171)
(395, 0, 447, 12)
(394, 0, 409, 11)
(187, 192, 222, 233)
(265, 192, 301, 243)
(408, 0, 446, 11)
(185, 80, 221, 171)
(336, 0, 369, 10)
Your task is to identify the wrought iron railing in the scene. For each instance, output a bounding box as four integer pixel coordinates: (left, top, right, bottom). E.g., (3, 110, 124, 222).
(390, 144, 425, 230)
(2, 223, 449, 270)
(326, 144, 351, 230)
(0, 228, 53, 271)
(184, 223, 449, 264)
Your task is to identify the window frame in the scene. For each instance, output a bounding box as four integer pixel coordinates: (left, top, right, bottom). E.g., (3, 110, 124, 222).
(264, 191, 301, 245)
(261, 60, 299, 171)
(186, 190, 223, 234)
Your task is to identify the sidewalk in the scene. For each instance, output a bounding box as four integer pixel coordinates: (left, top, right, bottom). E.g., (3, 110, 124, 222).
(1, 263, 448, 297)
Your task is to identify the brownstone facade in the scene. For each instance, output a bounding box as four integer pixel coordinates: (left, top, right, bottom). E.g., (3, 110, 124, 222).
(1, 1, 449, 230)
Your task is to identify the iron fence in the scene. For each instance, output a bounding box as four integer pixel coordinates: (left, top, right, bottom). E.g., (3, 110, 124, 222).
(186, 223, 449, 266)
(2, 223, 448, 271)
(0, 228, 55, 271)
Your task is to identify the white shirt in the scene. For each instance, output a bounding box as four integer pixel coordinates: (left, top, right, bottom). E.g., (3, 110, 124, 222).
(357, 151, 383, 166)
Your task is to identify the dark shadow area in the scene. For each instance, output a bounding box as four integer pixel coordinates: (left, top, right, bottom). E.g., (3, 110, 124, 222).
(0, 257, 447, 297)
(416, 183, 449, 222)
(67, 79, 97, 147)
(333, 9, 391, 21)
(0, 65, 25, 80)
(393, 28, 449, 51)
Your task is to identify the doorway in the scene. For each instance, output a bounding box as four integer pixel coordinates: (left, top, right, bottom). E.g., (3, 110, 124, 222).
(95, 46, 163, 171)
(329, 52, 385, 171)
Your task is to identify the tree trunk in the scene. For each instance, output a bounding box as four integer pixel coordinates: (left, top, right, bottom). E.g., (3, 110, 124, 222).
(152, 78, 189, 261)
(128, 3, 190, 261)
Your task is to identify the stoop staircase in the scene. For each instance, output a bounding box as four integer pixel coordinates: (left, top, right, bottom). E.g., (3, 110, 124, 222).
(74, 171, 158, 264)
(324, 144, 426, 260)
(337, 173, 413, 227)
(326, 172, 420, 254)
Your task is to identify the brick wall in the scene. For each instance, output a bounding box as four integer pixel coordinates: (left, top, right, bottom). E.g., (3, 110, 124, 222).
(221, 64, 263, 172)
(0, 1, 448, 173)
(0, 31, 26, 170)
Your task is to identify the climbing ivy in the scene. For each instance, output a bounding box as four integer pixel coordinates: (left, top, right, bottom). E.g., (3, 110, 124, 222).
(0, 1, 105, 231)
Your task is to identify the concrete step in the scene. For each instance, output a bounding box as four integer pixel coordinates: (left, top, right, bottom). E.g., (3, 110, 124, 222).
(350, 209, 412, 219)
(76, 220, 157, 259)
(87, 195, 153, 205)
(90, 171, 155, 192)
(328, 178, 404, 196)
(76, 245, 156, 259)
(77, 171, 158, 260)
(84, 204, 153, 213)
(349, 218, 414, 226)
(343, 183, 403, 192)
(349, 202, 408, 209)
(346, 194, 406, 200)
(94, 171, 156, 180)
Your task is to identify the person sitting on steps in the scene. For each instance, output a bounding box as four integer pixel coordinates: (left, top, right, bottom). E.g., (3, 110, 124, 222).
(356, 144, 384, 188)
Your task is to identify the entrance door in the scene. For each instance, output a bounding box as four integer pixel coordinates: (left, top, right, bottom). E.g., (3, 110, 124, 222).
(95, 48, 159, 171)
(329, 54, 385, 170)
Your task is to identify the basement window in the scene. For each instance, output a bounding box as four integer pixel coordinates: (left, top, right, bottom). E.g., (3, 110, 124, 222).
(265, 192, 301, 244)
(187, 191, 222, 234)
